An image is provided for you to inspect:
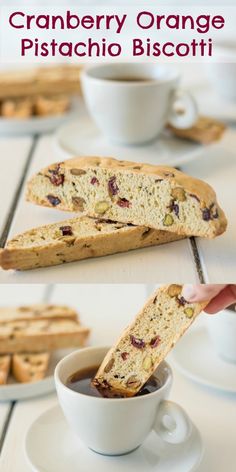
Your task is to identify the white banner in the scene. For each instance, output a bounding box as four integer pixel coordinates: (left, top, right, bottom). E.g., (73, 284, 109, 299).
(0, 5, 236, 63)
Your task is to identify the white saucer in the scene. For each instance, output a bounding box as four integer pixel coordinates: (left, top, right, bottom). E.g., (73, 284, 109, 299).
(0, 349, 73, 401)
(0, 98, 81, 136)
(170, 327, 236, 393)
(25, 405, 203, 472)
(54, 116, 205, 167)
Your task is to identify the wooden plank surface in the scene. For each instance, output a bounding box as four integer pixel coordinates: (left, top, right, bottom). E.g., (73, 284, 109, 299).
(0, 403, 11, 445)
(0, 137, 33, 237)
(0, 134, 199, 283)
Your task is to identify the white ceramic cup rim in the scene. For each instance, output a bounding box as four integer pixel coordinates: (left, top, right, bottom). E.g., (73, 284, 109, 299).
(54, 346, 173, 404)
(81, 63, 180, 86)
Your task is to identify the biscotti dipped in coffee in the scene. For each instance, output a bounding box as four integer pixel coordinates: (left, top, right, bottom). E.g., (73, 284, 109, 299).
(26, 156, 227, 238)
(0, 304, 78, 322)
(12, 352, 50, 383)
(0, 355, 11, 385)
(0, 216, 184, 271)
(0, 319, 90, 353)
(93, 285, 208, 397)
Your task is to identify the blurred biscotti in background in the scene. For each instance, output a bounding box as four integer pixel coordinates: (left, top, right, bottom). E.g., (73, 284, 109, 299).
(0, 65, 82, 99)
(0, 303, 90, 384)
(168, 115, 226, 144)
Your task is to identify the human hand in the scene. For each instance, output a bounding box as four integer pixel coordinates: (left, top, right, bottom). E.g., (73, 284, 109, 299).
(182, 284, 236, 314)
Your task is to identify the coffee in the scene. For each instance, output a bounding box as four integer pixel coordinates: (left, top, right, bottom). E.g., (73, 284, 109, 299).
(66, 365, 161, 398)
(104, 76, 154, 83)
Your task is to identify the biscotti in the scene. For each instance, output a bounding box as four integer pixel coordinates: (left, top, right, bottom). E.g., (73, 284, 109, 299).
(0, 216, 184, 271)
(0, 65, 82, 99)
(0, 319, 90, 353)
(12, 352, 50, 383)
(168, 116, 226, 144)
(26, 156, 227, 238)
(0, 304, 78, 322)
(93, 285, 208, 397)
(0, 355, 11, 385)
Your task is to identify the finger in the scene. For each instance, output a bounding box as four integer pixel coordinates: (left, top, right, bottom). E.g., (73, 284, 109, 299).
(182, 284, 226, 303)
(205, 286, 236, 314)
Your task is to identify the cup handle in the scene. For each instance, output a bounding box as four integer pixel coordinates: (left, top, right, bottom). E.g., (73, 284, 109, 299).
(168, 90, 198, 129)
(153, 400, 193, 445)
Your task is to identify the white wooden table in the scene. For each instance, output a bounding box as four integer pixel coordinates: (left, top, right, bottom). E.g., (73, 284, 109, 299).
(0, 284, 235, 472)
(0, 104, 235, 283)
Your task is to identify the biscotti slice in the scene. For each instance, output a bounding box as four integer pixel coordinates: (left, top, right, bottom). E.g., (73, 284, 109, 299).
(168, 116, 226, 144)
(26, 156, 227, 238)
(93, 285, 209, 397)
(0, 65, 82, 99)
(0, 319, 90, 353)
(0, 216, 184, 271)
(12, 352, 50, 383)
(0, 304, 78, 322)
(34, 95, 69, 116)
(0, 355, 11, 385)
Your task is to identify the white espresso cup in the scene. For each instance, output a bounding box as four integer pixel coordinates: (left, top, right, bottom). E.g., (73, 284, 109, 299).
(206, 308, 236, 363)
(81, 63, 198, 145)
(55, 346, 193, 456)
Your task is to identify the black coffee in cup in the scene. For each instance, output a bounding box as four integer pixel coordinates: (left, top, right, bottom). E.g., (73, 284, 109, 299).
(66, 365, 161, 398)
(104, 76, 154, 83)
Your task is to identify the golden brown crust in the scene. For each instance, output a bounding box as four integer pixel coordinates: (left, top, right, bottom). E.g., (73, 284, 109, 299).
(0, 304, 78, 322)
(0, 319, 90, 353)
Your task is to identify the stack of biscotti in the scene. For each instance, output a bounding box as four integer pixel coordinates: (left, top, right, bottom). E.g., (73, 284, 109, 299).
(0, 304, 89, 384)
(0, 156, 227, 271)
(0, 65, 82, 99)
(93, 284, 209, 397)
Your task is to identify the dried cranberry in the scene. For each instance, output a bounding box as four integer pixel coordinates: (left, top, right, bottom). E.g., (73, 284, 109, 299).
(91, 177, 99, 186)
(150, 336, 161, 348)
(49, 173, 64, 186)
(48, 166, 64, 186)
(121, 352, 129, 360)
(202, 208, 211, 221)
(59, 225, 73, 236)
(177, 296, 187, 306)
(130, 335, 145, 349)
(108, 176, 119, 196)
(189, 193, 200, 202)
(46, 195, 61, 206)
(117, 198, 131, 208)
(169, 200, 179, 218)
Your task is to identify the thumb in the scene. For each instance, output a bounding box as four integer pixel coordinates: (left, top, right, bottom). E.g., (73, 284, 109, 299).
(182, 284, 226, 303)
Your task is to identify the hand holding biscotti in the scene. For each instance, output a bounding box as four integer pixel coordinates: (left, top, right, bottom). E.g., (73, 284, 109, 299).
(182, 284, 236, 314)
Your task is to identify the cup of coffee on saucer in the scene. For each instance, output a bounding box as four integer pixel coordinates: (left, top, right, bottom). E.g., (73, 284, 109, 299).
(81, 63, 198, 146)
(55, 346, 193, 456)
(206, 305, 236, 363)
